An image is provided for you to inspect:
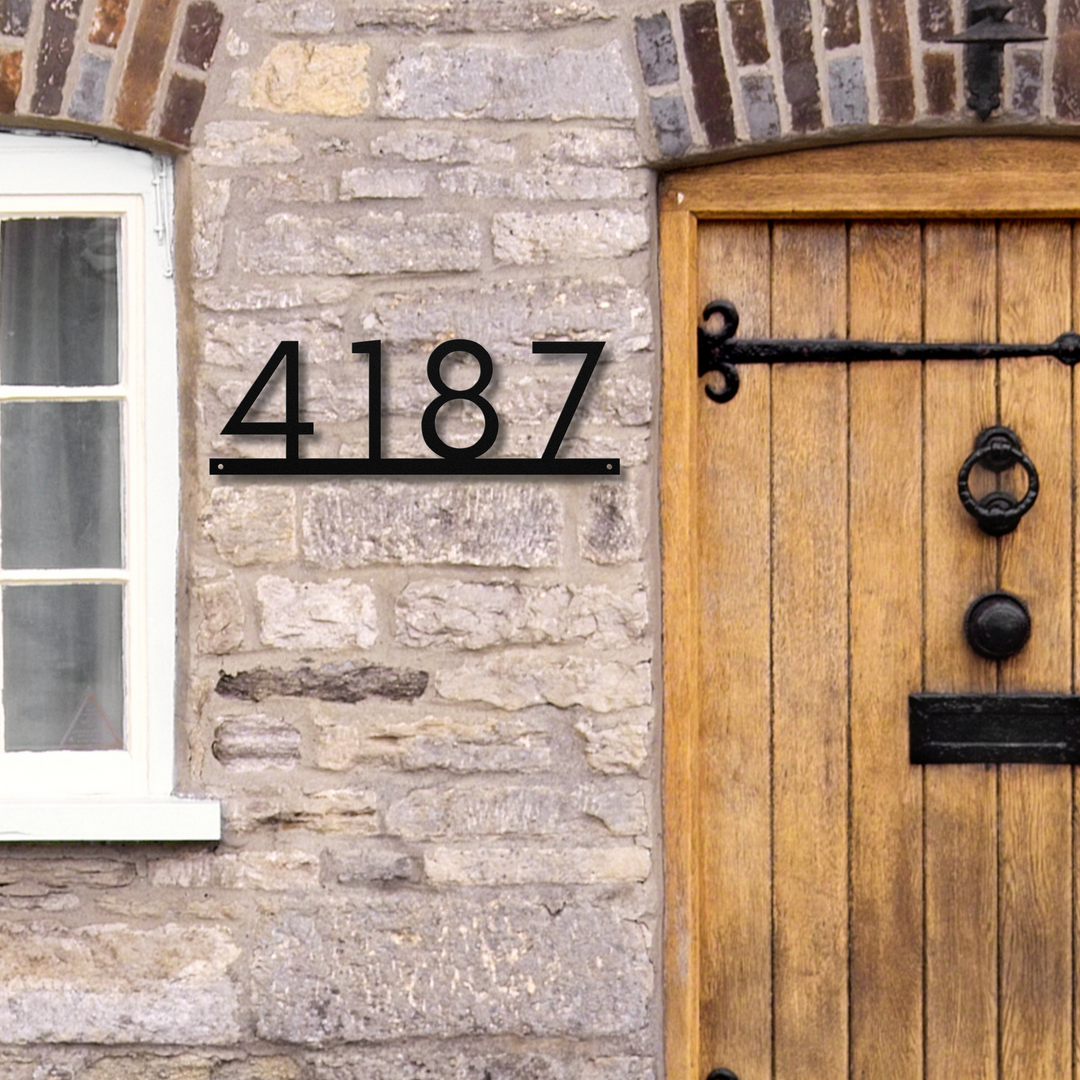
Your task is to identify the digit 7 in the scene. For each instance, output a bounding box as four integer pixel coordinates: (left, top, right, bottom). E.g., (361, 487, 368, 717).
(220, 341, 314, 463)
(533, 341, 606, 460)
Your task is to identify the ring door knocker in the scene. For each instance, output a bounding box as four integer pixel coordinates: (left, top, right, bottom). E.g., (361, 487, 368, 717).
(956, 425, 1039, 537)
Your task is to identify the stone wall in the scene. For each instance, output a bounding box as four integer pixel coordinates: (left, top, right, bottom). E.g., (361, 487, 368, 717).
(3, 0, 1080, 1076)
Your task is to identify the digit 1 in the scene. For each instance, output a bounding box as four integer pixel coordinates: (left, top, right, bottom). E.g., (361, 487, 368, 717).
(352, 340, 383, 461)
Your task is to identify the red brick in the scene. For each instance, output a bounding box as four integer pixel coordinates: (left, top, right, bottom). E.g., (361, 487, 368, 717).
(919, 0, 953, 41)
(923, 52, 955, 114)
(177, 0, 222, 70)
(158, 73, 204, 143)
(681, 0, 736, 147)
(0, 50, 21, 113)
(823, 0, 860, 49)
(726, 0, 769, 65)
(30, 0, 83, 117)
(869, 0, 915, 123)
(89, 0, 130, 47)
(113, 0, 183, 132)
(1053, 30, 1080, 117)
(1011, 0, 1046, 34)
(774, 0, 822, 132)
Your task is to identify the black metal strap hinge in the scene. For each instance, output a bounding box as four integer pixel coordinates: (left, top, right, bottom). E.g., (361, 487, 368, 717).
(699, 300, 1080, 403)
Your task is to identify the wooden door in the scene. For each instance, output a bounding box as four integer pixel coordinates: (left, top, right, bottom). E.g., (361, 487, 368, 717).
(661, 140, 1080, 1080)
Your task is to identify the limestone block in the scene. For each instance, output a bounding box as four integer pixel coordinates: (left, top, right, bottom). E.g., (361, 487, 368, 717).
(493, 209, 649, 264)
(191, 174, 230, 279)
(237, 212, 483, 275)
(205, 315, 343, 368)
(149, 851, 320, 890)
(212, 714, 301, 769)
(251, 897, 652, 1041)
(575, 710, 652, 774)
(436, 164, 645, 201)
(81, 1055, 214, 1080)
(246, 171, 337, 202)
(309, 1050, 656, 1080)
(435, 655, 652, 713)
(202, 487, 297, 565)
(216, 663, 427, 703)
(370, 130, 515, 164)
(244, 0, 336, 34)
(192, 574, 245, 655)
(0, 922, 241, 1043)
(0, 857, 135, 890)
(233, 42, 370, 116)
(224, 787, 380, 833)
(396, 580, 647, 650)
(329, 845, 423, 884)
(353, 0, 608, 31)
(195, 279, 351, 312)
(302, 484, 562, 568)
(192, 120, 302, 166)
(313, 708, 553, 773)
(424, 844, 651, 884)
(540, 126, 645, 167)
(340, 167, 426, 199)
(579, 483, 643, 564)
(380, 42, 636, 120)
(256, 576, 377, 649)
(385, 784, 648, 839)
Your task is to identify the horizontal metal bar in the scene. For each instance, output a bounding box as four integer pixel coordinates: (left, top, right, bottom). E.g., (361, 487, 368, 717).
(211, 457, 620, 476)
(910, 693, 1080, 764)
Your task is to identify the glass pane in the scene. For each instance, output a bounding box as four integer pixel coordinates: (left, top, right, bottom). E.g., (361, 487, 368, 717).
(3, 583, 123, 751)
(1, 401, 122, 569)
(0, 218, 120, 386)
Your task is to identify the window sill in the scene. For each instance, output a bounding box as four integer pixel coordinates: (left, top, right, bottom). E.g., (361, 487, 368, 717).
(0, 797, 221, 841)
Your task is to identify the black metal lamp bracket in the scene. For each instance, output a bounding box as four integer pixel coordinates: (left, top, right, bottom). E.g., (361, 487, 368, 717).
(698, 300, 1080, 403)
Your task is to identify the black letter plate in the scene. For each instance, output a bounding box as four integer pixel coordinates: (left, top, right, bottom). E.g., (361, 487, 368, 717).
(910, 694, 1080, 764)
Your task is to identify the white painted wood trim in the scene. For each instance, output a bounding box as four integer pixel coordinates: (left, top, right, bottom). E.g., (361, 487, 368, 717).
(0, 798, 221, 841)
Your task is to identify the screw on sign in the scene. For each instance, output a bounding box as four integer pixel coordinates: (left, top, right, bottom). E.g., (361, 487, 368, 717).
(211, 338, 619, 477)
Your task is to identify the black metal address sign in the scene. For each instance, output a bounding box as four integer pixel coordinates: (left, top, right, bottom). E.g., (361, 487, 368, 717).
(211, 338, 619, 476)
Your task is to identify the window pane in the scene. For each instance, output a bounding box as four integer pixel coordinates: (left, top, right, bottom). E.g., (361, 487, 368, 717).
(1, 401, 122, 569)
(0, 218, 120, 386)
(3, 583, 123, 751)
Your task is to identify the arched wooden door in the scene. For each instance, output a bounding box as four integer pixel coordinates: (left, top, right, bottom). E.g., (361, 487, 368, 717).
(661, 140, 1080, 1080)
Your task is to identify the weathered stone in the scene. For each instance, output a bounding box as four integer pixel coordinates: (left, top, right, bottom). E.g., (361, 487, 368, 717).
(149, 851, 320, 890)
(314, 707, 553, 773)
(436, 164, 645, 201)
(80, 1054, 215, 1080)
(370, 130, 515, 164)
(309, 1050, 656, 1080)
(380, 42, 637, 120)
(256, 576, 377, 649)
(191, 173, 231, 279)
(0, 922, 241, 1043)
(367, 277, 652, 358)
(192, 573, 245, 654)
(244, 0, 335, 33)
(195, 280, 351, 312)
(635, 13, 679, 86)
(424, 845, 651, 885)
(540, 127, 644, 167)
(233, 42, 370, 116)
(340, 166, 427, 199)
(353, 0, 608, 31)
(435, 656, 652, 713)
(247, 171, 337, 202)
(224, 787, 379, 832)
(742, 73, 780, 140)
(212, 714, 301, 768)
(302, 484, 562, 568)
(191, 121, 302, 166)
(396, 580, 647, 650)
(217, 663, 427, 704)
(649, 96, 692, 158)
(68, 53, 111, 122)
(828, 55, 869, 125)
(385, 784, 647, 838)
(575, 710, 652, 774)
(493, 210, 648, 264)
(238, 212, 483, 275)
(579, 483, 642, 564)
(205, 314, 342, 368)
(202, 486, 297, 565)
(328, 845, 423, 884)
(0, 857, 135, 890)
(251, 897, 652, 1041)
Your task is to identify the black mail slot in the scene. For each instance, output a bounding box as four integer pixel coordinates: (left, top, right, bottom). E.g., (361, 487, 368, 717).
(910, 694, 1080, 764)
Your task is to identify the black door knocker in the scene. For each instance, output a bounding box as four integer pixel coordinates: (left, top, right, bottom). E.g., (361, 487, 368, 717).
(957, 426, 1038, 536)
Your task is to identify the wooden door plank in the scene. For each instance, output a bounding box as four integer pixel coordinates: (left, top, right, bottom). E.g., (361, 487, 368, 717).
(1073, 220, 1080, 1080)
(770, 221, 849, 1080)
(696, 221, 773, 1080)
(848, 221, 924, 1080)
(660, 206, 702, 1080)
(923, 221, 999, 1080)
(998, 220, 1073, 1080)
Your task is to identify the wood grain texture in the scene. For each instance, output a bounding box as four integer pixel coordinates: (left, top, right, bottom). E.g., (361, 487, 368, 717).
(696, 221, 772, 1080)
(659, 207, 701, 1080)
(997, 220, 1073, 1080)
(923, 221, 999, 1080)
(661, 139, 1080, 218)
(770, 221, 849, 1080)
(848, 221, 924, 1080)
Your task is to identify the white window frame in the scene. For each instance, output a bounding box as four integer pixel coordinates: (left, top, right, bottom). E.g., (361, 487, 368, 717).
(0, 131, 219, 841)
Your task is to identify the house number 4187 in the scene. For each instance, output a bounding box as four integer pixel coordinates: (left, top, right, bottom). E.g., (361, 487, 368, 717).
(210, 338, 619, 476)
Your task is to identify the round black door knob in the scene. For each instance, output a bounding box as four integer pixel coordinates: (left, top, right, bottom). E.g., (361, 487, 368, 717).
(964, 591, 1031, 660)
(707, 1071, 739, 1080)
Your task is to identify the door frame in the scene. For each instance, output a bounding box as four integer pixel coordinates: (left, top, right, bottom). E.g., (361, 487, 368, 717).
(659, 136, 1080, 1080)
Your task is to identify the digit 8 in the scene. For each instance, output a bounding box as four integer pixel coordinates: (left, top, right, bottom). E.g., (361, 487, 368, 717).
(421, 339, 500, 460)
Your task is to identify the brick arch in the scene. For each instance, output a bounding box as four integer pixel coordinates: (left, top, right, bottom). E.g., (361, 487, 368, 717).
(633, 0, 1080, 160)
(0, 0, 222, 149)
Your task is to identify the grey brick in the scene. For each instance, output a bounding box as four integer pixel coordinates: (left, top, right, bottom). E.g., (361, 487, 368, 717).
(302, 484, 562, 568)
(380, 42, 637, 121)
(67, 54, 110, 123)
(635, 13, 679, 86)
(742, 73, 781, 140)
(828, 55, 869, 125)
(648, 95, 692, 157)
(251, 897, 652, 1042)
(1012, 48, 1042, 117)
